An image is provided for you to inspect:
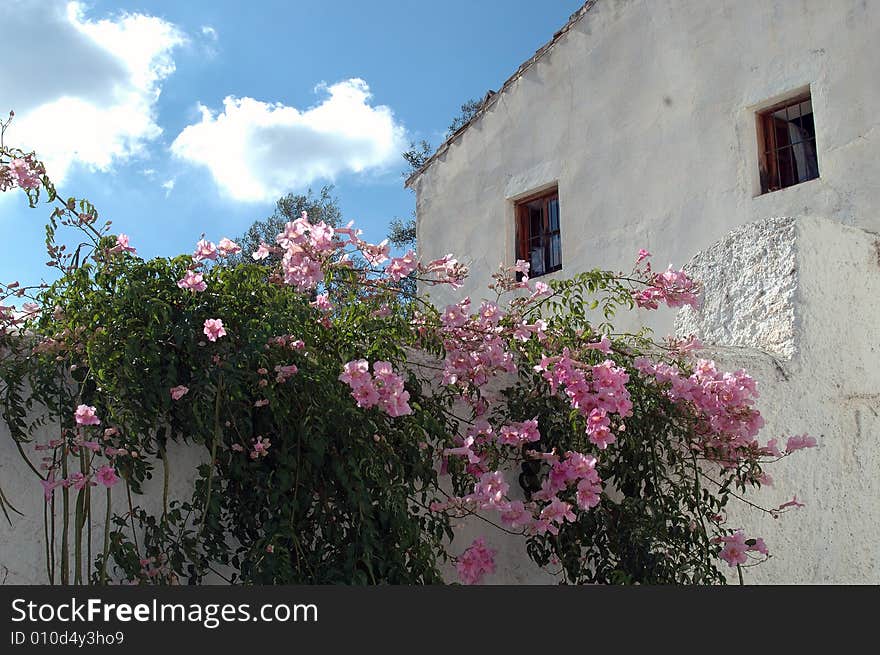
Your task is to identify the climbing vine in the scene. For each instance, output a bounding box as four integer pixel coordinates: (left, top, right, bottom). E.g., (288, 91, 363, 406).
(0, 127, 815, 585)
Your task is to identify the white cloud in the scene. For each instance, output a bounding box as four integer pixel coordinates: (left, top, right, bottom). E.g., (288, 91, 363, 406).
(201, 25, 218, 40)
(0, 1, 184, 182)
(170, 79, 407, 202)
(161, 179, 175, 196)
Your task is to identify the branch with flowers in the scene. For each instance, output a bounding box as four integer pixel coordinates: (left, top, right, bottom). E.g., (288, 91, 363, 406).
(0, 128, 816, 585)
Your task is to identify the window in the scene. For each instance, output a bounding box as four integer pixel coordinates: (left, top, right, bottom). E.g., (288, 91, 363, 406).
(515, 188, 561, 277)
(756, 92, 819, 193)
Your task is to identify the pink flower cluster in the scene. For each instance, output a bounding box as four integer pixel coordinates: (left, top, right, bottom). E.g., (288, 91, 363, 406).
(497, 419, 540, 447)
(0, 156, 43, 191)
(535, 349, 632, 450)
(191, 236, 240, 263)
(339, 360, 412, 417)
(203, 318, 227, 342)
(384, 250, 418, 282)
(274, 363, 298, 383)
(40, 465, 119, 500)
(250, 436, 271, 460)
(438, 449, 604, 537)
(631, 252, 698, 310)
(253, 211, 335, 292)
(456, 537, 496, 585)
(531, 451, 603, 534)
(37, 406, 126, 501)
(177, 270, 206, 292)
(439, 298, 516, 389)
(634, 358, 765, 464)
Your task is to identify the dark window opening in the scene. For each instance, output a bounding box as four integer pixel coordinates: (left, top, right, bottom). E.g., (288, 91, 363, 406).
(515, 189, 561, 278)
(757, 92, 819, 193)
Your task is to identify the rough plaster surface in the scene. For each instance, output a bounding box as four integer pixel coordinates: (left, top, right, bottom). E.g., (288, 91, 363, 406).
(676, 217, 799, 359)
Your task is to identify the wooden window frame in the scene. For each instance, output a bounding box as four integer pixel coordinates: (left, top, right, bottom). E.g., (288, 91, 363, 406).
(515, 188, 562, 278)
(756, 91, 819, 194)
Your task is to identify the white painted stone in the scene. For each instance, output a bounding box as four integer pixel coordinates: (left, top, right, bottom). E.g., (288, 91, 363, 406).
(676, 216, 799, 359)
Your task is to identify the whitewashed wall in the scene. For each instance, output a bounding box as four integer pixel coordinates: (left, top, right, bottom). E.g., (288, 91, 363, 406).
(0, 418, 207, 585)
(410, 0, 880, 336)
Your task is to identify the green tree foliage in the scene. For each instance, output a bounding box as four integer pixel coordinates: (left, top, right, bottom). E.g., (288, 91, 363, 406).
(229, 186, 342, 265)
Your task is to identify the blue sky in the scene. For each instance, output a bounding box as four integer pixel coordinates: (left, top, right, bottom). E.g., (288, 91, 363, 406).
(1, 0, 584, 287)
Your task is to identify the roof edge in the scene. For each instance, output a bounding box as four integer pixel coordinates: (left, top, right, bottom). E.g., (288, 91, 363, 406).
(405, 0, 598, 189)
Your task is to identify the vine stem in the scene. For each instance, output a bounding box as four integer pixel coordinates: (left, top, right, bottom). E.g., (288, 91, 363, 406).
(160, 429, 170, 521)
(100, 488, 111, 585)
(125, 479, 141, 559)
(199, 380, 223, 539)
(60, 443, 69, 585)
(73, 447, 87, 584)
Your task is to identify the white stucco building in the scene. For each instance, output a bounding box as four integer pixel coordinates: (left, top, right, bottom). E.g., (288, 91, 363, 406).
(409, 0, 880, 583)
(408, 0, 878, 317)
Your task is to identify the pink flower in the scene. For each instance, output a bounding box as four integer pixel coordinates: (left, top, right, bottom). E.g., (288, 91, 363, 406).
(96, 465, 119, 488)
(310, 293, 333, 312)
(250, 436, 271, 459)
(109, 234, 137, 255)
(252, 242, 272, 261)
(217, 238, 242, 256)
(177, 270, 206, 292)
(170, 385, 189, 401)
(456, 537, 496, 585)
(203, 318, 227, 342)
(785, 434, 817, 453)
(778, 495, 806, 510)
(719, 540, 748, 567)
(351, 382, 380, 409)
(40, 472, 63, 501)
(74, 404, 100, 426)
(636, 248, 651, 264)
(384, 250, 418, 281)
(633, 265, 698, 310)
(540, 497, 577, 525)
(472, 471, 509, 509)
(339, 359, 371, 387)
(192, 239, 218, 262)
(274, 364, 298, 383)
(584, 335, 612, 354)
(500, 501, 533, 529)
(576, 478, 602, 510)
(497, 419, 541, 447)
(444, 436, 481, 465)
(360, 239, 390, 265)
